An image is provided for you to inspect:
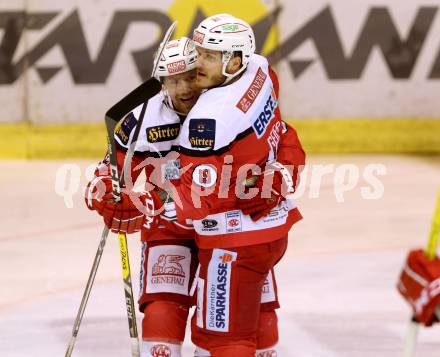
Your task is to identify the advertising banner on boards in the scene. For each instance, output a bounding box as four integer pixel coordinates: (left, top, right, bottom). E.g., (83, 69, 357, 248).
(1, 0, 440, 123)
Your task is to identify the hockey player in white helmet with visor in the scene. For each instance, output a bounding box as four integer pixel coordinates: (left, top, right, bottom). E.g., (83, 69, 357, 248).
(146, 13, 306, 357)
(192, 13, 256, 86)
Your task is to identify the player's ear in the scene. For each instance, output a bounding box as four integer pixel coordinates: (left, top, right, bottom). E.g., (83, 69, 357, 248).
(226, 54, 242, 74)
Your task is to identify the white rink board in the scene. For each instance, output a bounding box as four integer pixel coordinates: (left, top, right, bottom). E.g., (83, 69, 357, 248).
(0, 0, 440, 122)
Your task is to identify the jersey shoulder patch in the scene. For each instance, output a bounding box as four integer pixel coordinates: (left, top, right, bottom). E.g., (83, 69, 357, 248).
(115, 112, 137, 146)
(188, 118, 216, 149)
(146, 122, 180, 143)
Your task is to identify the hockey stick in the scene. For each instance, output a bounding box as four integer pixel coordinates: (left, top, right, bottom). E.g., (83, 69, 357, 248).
(64, 83, 160, 357)
(403, 188, 440, 357)
(64, 22, 175, 357)
(107, 21, 176, 357)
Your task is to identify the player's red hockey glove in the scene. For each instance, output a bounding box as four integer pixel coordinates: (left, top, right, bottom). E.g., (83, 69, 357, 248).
(85, 175, 159, 234)
(237, 161, 295, 222)
(141, 189, 192, 235)
(397, 249, 440, 326)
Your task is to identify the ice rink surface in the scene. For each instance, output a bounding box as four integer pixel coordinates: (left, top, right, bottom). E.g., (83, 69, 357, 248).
(1, 155, 440, 356)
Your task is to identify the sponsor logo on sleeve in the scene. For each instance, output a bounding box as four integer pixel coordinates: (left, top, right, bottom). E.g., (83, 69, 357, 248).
(192, 164, 217, 188)
(252, 90, 278, 138)
(188, 118, 216, 148)
(266, 120, 283, 161)
(146, 245, 191, 295)
(225, 210, 242, 233)
(115, 112, 137, 145)
(146, 123, 180, 143)
(236, 67, 267, 113)
(261, 201, 290, 224)
(202, 219, 218, 230)
(167, 59, 187, 74)
(206, 249, 237, 332)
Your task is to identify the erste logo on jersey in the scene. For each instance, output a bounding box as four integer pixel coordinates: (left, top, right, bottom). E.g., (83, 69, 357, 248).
(189, 118, 216, 148)
(146, 123, 180, 143)
(115, 112, 137, 145)
(206, 249, 237, 332)
(253, 89, 278, 138)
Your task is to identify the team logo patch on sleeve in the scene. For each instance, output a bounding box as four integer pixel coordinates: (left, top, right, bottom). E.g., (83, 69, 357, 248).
(206, 249, 237, 332)
(115, 112, 137, 145)
(146, 123, 180, 143)
(188, 119, 216, 148)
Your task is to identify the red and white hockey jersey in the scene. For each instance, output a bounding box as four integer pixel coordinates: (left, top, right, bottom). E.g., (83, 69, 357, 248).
(175, 54, 305, 249)
(111, 91, 194, 241)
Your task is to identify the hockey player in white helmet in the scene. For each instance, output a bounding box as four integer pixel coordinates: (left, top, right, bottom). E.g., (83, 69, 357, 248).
(145, 14, 306, 357)
(192, 13, 256, 87)
(85, 37, 200, 357)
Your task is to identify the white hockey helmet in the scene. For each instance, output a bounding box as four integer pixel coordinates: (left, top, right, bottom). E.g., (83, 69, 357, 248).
(153, 37, 198, 79)
(193, 13, 256, 80)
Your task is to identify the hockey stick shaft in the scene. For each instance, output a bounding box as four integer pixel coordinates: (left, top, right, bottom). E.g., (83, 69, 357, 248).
(65, 226, 109, 357)
(104, 22, 176, 357)
(403, 188, 440, 357)
(65, 21, 174, 357)
(65, 90, 157, 357)
(118, 232, 140, 356)
(105, 86, 156, 357)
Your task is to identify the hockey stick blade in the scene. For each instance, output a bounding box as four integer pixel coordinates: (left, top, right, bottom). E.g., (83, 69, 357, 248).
(106, 77, 161, 121)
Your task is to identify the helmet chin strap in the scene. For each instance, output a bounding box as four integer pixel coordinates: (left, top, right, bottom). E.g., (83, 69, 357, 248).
(162, 89, 187, 116)
(221, 51, 246, 85)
